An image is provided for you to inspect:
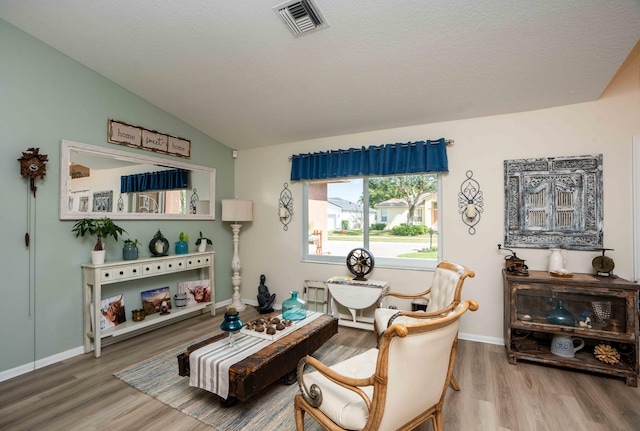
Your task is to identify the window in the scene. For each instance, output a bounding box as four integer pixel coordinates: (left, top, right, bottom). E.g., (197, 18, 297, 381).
(303, 174, 441, 269)
(413, 208, 424, 224)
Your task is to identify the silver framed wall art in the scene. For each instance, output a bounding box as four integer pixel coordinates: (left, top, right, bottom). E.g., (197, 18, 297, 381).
(504, 154, 603, 250)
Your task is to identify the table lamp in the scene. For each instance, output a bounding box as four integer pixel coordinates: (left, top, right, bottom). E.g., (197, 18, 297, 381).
(221, 199, 253, 311)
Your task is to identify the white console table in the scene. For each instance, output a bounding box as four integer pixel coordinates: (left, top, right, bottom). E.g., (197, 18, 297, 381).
(82, 251, 215, 357)
(327, 277, 389, 331)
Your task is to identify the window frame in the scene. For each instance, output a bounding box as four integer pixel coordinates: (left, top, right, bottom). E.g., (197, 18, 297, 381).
(301, 175, 442, 271)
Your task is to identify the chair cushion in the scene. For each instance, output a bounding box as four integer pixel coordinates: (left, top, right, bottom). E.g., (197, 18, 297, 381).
(426, 268, 460, 312)
(302, 348, 378, 430)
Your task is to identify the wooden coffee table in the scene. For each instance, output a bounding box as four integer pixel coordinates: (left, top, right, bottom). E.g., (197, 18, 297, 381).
(177, 313, 338, 404)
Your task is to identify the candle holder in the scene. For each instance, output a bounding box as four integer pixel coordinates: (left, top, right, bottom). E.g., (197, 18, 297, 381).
(278, 182, 293, 231)
(591, 301, 611, 328)
(457, 170, 483, 235)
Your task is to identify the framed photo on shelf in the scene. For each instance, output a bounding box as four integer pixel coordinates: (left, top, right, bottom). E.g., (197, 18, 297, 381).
(141, 286, 171, 315)
(90, 294, 125, 331)
(178, 279, 211, 305)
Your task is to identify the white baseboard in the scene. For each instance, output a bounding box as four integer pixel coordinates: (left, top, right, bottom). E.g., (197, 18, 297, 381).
(1, 300, 231, 383)
(0, 345, 84, 383)
(459, 331, 504, 346)
(0, 362, 34, 383)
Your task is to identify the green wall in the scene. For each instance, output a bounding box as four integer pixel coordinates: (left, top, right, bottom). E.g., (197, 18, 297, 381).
(0, 19, 234, 374)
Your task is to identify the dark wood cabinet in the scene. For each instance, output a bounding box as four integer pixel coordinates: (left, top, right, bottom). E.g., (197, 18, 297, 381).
(503, 269, 639, 386)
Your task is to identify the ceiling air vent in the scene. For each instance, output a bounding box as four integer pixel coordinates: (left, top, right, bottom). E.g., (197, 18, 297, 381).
(273, 0, 328, 38)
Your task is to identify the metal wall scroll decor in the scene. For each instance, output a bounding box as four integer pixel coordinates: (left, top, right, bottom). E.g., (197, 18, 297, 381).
(458, 170, 483, 235)
(190, 188, 199, 214)
(278, 182, 293, 231)
(503, 154, 603, 250)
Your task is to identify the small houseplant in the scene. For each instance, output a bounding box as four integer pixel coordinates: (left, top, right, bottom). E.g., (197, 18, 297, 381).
(195, 231, 212, 252)
(123, 238, 139, 261)
(71, 217, 126, 264)
(176, 232, 189, 254)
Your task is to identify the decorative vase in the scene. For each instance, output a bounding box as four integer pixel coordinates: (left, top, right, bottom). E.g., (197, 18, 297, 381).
(175, 240, 188, 254)
(220, 309, 243, 332)
(198, 242, 207, 252)
(548, 248, 564, 272)
(547, 300, 576, 326)
(282, 291, 307, 321)
(123, 244, 138, 260)
(91, 250, 106, 265)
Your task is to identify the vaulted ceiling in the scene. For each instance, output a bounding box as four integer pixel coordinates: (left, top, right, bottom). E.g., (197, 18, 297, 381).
(1, 1, 639, 149)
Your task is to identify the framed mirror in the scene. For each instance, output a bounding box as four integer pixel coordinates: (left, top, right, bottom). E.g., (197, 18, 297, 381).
(60, 140, 216, 220)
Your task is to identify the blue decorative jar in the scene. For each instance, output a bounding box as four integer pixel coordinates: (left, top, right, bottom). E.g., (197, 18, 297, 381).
(282, 291, 306, 321)
(175, 240, 188, 255)
(220, 308, 243, 333)
(123, 243, 138, 260)
(546, 300, 576, 326)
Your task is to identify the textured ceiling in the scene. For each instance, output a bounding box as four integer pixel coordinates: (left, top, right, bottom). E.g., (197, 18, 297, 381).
(1, 1, 639, 149)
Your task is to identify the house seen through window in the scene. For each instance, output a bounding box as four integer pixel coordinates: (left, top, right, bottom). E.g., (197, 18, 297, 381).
(304, 174, 441, 269)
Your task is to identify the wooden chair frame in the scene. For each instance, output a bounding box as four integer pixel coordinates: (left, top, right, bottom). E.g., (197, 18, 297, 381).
(294, 300, 479, 431)
(373, 261, 475, 391)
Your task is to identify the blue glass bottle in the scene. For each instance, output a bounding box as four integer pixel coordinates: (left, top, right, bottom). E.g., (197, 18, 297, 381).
(282, 291, 306, 321)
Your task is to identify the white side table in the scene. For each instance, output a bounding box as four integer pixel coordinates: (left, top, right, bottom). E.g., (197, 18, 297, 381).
(326, 277, 389, 331)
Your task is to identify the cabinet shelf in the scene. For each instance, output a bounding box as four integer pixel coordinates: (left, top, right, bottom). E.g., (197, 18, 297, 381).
(503, 269, 639, 387)
(510, 343, 636, 375)
(90, 302, 211, 339)
(82, 251, 215, 358)
(511, 319, 636, 342)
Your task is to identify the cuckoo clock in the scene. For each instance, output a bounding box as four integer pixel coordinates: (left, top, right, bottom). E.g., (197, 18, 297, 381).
(18, 147, 48, 197)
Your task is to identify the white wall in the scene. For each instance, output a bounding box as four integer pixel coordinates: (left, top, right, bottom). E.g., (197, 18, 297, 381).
(234, 44, 640, 344)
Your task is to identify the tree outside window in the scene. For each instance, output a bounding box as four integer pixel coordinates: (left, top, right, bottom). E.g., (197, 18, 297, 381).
(304, 174, 440, 268)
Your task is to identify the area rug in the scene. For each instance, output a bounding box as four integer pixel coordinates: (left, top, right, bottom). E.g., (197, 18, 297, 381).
(115, 339, 365, 431)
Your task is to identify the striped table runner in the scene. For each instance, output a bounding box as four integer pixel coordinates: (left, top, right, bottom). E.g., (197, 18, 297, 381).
(189, 311, 322, 399)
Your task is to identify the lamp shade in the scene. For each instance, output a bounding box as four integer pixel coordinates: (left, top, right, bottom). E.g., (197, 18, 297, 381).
(221, 199, 253, 222)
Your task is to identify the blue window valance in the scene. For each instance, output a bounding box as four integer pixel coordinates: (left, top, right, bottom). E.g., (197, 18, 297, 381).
(120, 169, 188, 193)
(290, 139, 448, 181)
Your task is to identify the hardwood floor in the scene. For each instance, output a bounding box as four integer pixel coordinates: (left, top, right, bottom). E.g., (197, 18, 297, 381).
(1, 306, 639, 431)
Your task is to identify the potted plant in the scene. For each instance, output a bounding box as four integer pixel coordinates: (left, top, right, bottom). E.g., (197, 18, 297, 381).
(176, 232, 189, 254)
(71, 217, 126, 264)
(123, 238, 139, 261)
(195, 231, 212, 252)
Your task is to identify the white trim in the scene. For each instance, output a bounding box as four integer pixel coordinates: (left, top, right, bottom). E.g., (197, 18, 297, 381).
(633, 136, 640, 282)
(35, 346, 85, 369)
(0, 362, 34, 383)
(0, 345, 83, 383)
(0, 300, 230, 382)
(459, 332, 504, 346)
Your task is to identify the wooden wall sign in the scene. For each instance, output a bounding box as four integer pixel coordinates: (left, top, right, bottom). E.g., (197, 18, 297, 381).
(108, 119, 191, 158)
(141, 129, 168, 152)
(503, 154, 603, 250)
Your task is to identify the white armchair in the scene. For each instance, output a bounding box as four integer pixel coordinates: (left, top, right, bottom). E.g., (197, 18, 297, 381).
(294, 299, 479, 431)
(373, 261, 475, 390)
